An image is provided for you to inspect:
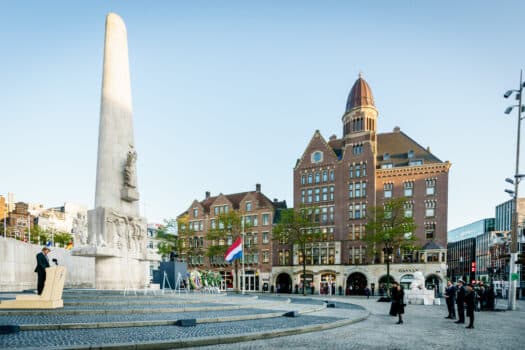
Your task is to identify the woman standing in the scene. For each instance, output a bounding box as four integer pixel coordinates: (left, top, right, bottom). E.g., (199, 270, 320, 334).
(389, 282, 405, 324)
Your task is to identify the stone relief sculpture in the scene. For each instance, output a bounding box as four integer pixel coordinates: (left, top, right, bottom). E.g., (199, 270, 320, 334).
(124, 145, 137, 189)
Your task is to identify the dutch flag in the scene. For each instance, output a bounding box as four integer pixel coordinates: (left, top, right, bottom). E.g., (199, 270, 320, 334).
(224, 237, 243, 263)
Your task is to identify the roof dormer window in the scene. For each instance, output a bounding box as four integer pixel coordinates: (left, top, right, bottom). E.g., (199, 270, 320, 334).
(408, 150, 414, 159)
(383, 153, 390, 160)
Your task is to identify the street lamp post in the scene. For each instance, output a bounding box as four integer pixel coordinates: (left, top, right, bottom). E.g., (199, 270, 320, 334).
(383, 245, 393, 298)
(503, 70, 525, 310)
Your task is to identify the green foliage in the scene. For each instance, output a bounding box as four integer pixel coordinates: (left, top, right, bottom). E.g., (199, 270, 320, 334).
(364, 197, 418, 256)
(273, 207, 322, 295)
(206, 211, 251, 291)
(54, 232, 73, 247)
(30, 225, 49, 245)
(156, 218, 178, 259)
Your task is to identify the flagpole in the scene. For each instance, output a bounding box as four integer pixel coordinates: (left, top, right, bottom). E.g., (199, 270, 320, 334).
(241, 218, 245, 295)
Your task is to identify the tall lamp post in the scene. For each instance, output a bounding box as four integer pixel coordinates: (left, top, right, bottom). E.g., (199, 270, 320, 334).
(503, 69, 525, 311)
(383, 245, 393, 298)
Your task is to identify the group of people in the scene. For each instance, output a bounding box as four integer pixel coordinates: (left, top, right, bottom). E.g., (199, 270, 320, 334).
(444, 279, 494, 329)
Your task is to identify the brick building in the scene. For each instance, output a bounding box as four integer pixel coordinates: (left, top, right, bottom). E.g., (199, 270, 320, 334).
(272, 74, 450, 295)
(177, 184, 286, 291)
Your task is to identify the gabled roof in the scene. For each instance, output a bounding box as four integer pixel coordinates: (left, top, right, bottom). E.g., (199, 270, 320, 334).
(377, 129, 442, 167)
(179, 190, 276, 218)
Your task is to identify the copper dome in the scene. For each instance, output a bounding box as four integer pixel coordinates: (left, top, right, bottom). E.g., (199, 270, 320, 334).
(345, 74, 375, 112)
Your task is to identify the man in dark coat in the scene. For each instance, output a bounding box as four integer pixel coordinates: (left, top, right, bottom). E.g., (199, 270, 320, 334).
(389, 282, 405, 324)
(444, 280, 456, 319)
(34, 247, 51, 295)
(455, 279, 466, 324)
(465, 283, 476, 329)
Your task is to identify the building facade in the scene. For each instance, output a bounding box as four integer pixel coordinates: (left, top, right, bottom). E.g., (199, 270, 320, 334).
(272, 75, 450, 295)
(448, 218, 495, 243)
(177, 184, 285, 292)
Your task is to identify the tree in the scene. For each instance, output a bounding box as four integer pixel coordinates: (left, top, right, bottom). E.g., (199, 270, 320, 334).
(30, 225, 49, 245)
(54, 232, 73, 247)
(273, 207, 322, 296)
(156, 218, 179, 260)
(207, 210, 250, 292)
(365, 197, 418, 297)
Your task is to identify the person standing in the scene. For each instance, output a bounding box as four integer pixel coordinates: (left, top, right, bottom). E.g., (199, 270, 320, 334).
(389, 282, 405, 324)
(444, 280, 456, 319)
(455, 279, 466, 324)
(34, 247, 51, 295)
(465, 283, 476, 329)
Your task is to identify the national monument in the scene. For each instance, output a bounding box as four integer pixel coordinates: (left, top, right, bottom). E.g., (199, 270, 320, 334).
(73, 13, 157, 289)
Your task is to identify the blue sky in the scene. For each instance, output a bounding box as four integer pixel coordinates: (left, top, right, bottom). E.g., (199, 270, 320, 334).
(1, 1, 524, 230)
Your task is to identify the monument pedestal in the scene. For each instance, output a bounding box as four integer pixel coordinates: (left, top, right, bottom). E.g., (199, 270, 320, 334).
(95, 256, 148, 290)
(0, 266, 66, 309)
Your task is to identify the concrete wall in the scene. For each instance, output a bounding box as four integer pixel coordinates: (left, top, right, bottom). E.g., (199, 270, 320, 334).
(0, 237, 95, 292)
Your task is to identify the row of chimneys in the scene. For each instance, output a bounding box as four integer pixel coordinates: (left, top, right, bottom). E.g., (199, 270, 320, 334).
(205, 183, 262, 199)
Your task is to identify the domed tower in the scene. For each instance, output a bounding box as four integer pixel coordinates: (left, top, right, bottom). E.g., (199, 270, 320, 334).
(342, 73, 378, 140)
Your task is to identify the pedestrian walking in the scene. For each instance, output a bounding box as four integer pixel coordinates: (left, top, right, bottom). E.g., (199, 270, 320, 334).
(444, 280, 456, 319)
(34, 247, 51, 295)
(455, 279, 466, 324)
(389, 282, 405, 324)
(465, 283, 476, 329)
(365, 286, 371, 299)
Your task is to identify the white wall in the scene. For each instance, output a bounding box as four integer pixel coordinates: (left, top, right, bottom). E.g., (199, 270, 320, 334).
(0, 237, 95, 291)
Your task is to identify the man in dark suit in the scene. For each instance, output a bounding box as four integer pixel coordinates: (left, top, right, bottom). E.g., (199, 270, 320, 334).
(455, 279, 466, 324)
(444, 280, 456, 319)
(34, 247, 51, 295)
(465, 283, 476, 329)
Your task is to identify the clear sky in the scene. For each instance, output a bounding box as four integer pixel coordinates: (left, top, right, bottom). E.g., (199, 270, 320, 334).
(1, 1, 524, 231)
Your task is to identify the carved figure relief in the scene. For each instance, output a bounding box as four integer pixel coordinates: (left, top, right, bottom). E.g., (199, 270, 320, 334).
(123, 144, 137, 189)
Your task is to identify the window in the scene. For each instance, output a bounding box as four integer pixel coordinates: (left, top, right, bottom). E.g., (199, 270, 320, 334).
(362, 163, 366, 176)
(262, 232, 269, 244)
(193, 208, 198, 218)
(409, 160, 423, 166)
(353, 144, 363, 155)
(314, 188, 320, 202)
(349, 203, 364, 219)
(329, 186, 335, 200)
(425, 201, 436, 218)
(301, 175, 306, 185)
(425, 222, 435, 239)
(262, 251, 269, 263)
(349, 165, 353, 178)
(311, 151, 323, 163)
(307, 189, 313, 203)
(383, 153, 390, 160)
(355, 164, 361, 177)
(322, 187, 328, 201)
(322, 170, 328, 182)
(246, 201, 252, 212)
(253, 233, 258, 244)
(355, 183, 361, 198)
(262, 214, 270, 225)
(214, 207, 219, 215)
(301, 190, 306, 204)
(318, 207, 326, 224)
(330, 170, 335, 181)
(404, 182, 414, 197)
(315, 172, 321, 183)
(227, 236, 232, 245)
(384, 183, 393, 198)
(404, 202, 413, 218)
(426, 179, 436, 195)
(308, 174, 313, 184)
(362, 182, 367, 197)
(381, 163, 393, 169)
(348, 183, 353, 198)
(252, 215, 258, 226)
(408, 150, 414, 159)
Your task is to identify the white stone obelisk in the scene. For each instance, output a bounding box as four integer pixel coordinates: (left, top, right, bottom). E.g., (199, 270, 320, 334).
(95, 13, 139, 216)
(74, 13, 158, 290)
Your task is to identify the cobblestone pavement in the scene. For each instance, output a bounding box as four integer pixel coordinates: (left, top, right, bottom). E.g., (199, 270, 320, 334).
(0, 307, 278, 325)
(0, 315, 344, 349)
(198, 296, 525, 350)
